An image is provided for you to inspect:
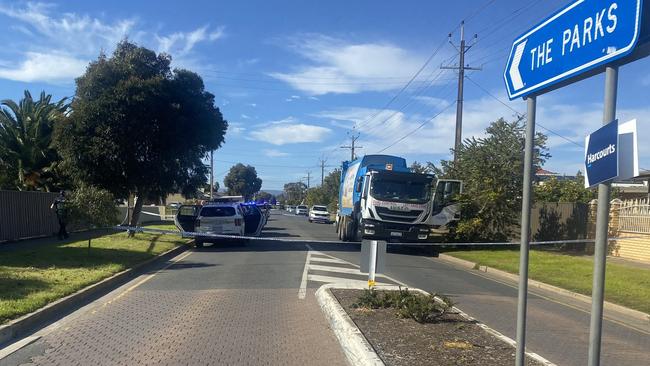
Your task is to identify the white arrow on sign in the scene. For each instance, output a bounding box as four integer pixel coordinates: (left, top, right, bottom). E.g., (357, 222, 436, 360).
(509, 40, 527, 91)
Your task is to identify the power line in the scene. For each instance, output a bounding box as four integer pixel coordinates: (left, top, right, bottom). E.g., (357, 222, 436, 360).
(376, 101, 457, 154)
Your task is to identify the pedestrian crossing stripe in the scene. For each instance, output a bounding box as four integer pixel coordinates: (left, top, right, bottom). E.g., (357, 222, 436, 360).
(298, 247, 395, 299)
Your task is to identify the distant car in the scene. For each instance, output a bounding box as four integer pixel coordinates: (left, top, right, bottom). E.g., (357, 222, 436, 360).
(295, 205, 308, 216)
(287, 206, 295, 213)
(168, 202, 182, 209)
(174, 202, 264, 247)
(309, 205, 330, 223)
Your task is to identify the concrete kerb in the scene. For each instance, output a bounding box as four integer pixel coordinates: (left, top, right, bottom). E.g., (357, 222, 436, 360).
(0, 243, 190, 347)
(316, 283, 556, 366)
(438, 253, 650, 330)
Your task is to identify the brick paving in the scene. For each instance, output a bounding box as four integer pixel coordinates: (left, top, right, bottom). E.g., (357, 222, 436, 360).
(26, 288, 346, 366)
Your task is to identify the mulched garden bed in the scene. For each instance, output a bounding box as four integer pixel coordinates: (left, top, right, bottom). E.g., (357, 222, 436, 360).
(331, 288, 542, 366)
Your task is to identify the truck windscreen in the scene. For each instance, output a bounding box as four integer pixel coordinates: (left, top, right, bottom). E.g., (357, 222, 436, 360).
(371, 179, 431, 203)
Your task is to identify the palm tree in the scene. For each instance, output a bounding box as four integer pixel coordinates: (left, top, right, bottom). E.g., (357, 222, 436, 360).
(0, 91, 68, 191)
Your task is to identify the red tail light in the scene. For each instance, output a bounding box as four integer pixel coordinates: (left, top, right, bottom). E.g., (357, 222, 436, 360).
(235, 219, 242, 226)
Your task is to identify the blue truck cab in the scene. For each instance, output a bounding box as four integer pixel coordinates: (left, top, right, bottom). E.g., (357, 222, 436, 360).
(336, 155, 462, 243)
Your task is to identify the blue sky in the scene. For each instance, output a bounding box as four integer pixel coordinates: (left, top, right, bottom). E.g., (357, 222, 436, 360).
(1, 0, 649, 191)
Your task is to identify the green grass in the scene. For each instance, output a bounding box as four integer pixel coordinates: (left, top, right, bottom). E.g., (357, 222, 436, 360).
(444, 249, 650, 314)
(0, 224, 188, 324)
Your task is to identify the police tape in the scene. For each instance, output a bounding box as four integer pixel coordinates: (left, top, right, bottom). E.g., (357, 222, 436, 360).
(111, 225, 635, 247)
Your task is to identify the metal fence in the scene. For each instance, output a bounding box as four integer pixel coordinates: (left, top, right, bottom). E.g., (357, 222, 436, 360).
(0, 190, 59, 242)
(616, 198, 650, 234)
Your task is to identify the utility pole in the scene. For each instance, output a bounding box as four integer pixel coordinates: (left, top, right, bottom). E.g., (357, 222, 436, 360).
(341, 131, 363, 161)
(303, 171, 312, 189)
(210, 150, 214, 200)
(319, 158, 327, 186)
(441, 21, 481, 163)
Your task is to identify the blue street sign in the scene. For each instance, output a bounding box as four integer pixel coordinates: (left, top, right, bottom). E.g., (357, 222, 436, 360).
(584, 120, 619, 188)
(504, 0, 644, 100)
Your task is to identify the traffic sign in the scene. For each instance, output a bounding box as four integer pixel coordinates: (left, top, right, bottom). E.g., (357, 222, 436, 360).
(505, 0, 644, 100)
(584, 120, 619, 188)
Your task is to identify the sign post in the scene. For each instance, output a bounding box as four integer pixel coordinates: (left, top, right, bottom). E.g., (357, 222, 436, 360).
(587, 66, 618, 366)
(504, 1, 647, 365)
(515, 96, 536, 366)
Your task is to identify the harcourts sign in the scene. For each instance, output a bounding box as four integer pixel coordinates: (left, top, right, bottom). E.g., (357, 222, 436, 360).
(584, 120, 618, 188)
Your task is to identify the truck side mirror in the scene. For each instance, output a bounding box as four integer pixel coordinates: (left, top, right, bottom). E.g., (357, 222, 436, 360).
(355, 177, 363, 193)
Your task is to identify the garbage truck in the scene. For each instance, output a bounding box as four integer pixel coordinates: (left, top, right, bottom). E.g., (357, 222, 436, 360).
(335, 155, 462, 242)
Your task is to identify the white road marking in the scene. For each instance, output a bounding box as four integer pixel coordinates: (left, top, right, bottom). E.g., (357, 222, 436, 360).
(298, 248, 311, 300)
(0, 336, 41, 360)
(307, 275, 393, 288)
(308, 264, 363, 275)
(308, 257, 348, 264)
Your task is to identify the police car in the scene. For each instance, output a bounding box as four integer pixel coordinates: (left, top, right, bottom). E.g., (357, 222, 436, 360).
(174, 196, 265, 247)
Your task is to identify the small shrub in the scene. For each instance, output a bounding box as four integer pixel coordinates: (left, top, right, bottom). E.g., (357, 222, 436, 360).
(353, 287, 455, 324)
(396, 292, 454, 323)
(68, 185, 119, 228)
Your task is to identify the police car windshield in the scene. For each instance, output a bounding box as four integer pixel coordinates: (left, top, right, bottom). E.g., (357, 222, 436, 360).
(371, 179, 431, 203)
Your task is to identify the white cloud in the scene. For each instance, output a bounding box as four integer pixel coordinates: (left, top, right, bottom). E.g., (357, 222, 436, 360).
(0, 2, 134, 56)
(0, 2, 225, 84)
(250, 118, 331, 145)
(227, 122, 245, 136)
(412, 96, 452, 109)
(0, 52, 88, 82)
(263, 149, 290, 157)
(285, 95, 301, 102)
(269, 34, 438, 95)
(156, 25, 225, 57)
(241, 114, 251, 119)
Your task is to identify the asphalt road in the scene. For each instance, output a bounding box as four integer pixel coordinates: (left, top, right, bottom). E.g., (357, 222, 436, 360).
(278, 211, 650, 366)
(3, 210, 649, 366)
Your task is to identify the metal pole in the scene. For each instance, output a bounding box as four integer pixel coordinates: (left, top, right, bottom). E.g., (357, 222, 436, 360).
(210, 150, 214, 200)
(587, 65, 618, 366)
(368, 240, 377, 288)
(454, 21, 466, 164)
(515, 95, 536, 366)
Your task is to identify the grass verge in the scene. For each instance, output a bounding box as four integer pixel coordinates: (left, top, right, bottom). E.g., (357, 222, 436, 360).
(444, 249, 650, 314)
(0, 224, 188, 324)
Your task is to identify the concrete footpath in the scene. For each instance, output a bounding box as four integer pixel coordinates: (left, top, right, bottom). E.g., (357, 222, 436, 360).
(2, 239, 347, 366)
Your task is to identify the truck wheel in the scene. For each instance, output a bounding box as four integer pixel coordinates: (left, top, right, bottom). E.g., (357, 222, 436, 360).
(355, 217, 363, 242)
(344, 217, 354, 242)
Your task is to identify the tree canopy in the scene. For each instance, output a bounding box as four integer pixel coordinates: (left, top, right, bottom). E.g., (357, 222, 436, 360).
(433, 118, 549, 241)
(0, 91, 68, 191)
(534, 173, 595, 203)
(55, 41, 227, 226)
(224, 163, 262, 200)
(283, 182, 308, 205)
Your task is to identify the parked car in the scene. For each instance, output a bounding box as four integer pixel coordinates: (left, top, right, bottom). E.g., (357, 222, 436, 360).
(287, 206, 295, 213)
(295, 205, 308, 216)
(174, 202, 264, 247)
(309, 205, 330, 223)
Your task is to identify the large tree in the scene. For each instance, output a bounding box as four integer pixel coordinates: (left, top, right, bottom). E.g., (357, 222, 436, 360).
(433, 118, 549, 241)
(283, 181, 308, 205)
(0, 91, 68, 191)
(55, 41, 227, 227)
(224, 163, 262, 200)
